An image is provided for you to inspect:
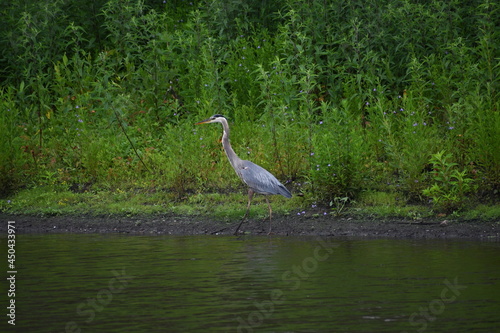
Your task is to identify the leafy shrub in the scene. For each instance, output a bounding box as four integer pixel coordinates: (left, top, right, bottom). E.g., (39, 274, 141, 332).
(423, 151, 476, 213)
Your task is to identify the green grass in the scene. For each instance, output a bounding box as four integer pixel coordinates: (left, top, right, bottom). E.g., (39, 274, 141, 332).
(358, 191, 399, 207)
(461, 204, 500, 221)
(2, 187, 500, 223)
(0, 186, 301, 219)
(352, 205, 433, 221)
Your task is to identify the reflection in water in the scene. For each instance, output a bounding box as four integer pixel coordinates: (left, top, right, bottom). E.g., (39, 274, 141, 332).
(2, 234, 499, 332)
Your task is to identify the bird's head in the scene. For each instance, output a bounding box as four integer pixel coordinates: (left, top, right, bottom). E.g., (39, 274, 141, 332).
(195, 114, 226, 125)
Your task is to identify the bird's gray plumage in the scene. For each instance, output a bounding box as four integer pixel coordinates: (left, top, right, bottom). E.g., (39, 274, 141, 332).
(195, 114, 292, 234)
(238, 160, 292, 197)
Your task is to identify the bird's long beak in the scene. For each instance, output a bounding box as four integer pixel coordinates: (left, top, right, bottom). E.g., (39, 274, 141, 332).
(195, 118, 213, 125)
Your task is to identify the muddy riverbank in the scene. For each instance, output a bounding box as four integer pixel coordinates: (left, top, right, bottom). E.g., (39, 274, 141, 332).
(2, 212, 499, 240)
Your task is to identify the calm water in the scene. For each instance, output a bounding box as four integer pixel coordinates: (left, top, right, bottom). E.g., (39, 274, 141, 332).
(1, 234, 499, 332)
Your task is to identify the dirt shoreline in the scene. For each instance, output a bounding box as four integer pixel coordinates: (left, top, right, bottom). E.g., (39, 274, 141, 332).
(1, 212, 499, 240)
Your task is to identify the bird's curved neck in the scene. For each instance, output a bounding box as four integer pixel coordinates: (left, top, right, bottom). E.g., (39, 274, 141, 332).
(220, 118, 241, 167)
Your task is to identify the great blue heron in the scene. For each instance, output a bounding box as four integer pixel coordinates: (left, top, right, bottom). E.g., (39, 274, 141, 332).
(196, 115, 292, 235)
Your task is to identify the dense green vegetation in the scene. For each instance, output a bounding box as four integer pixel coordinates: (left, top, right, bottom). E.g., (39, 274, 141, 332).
(1, 0, 499, 217)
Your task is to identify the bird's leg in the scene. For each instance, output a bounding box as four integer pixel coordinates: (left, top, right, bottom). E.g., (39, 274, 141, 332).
(265, 197, 273, 235)
(234, 189, 254, 235)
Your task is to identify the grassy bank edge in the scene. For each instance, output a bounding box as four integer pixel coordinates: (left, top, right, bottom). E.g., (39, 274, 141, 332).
(1, 186, 500, 222)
